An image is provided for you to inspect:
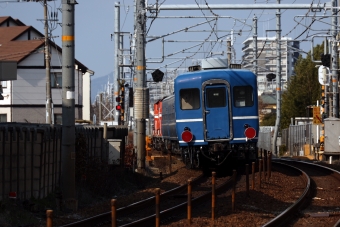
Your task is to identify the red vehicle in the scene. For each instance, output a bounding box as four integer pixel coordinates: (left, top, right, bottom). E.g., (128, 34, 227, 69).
(152, 99, 164, 151)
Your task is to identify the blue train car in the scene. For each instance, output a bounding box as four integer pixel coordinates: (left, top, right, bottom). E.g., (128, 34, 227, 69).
(159, 62, 259, 174)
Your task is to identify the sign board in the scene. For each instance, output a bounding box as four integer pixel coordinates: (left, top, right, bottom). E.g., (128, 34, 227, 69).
(0, 61, 17, 81)
(318, 66, 329, 86)
(313, 106, 322, 125)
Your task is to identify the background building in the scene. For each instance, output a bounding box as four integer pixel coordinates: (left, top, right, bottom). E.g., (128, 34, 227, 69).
(242, 37, 300, 95)
(0, 16, 94, 123)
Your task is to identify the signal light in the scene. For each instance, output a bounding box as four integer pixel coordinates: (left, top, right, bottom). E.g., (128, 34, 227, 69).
(115, 97, 121, 102)
(321, 54, 331, 68)
(116, 105, 121, 111)
(151, 69, 164, 82)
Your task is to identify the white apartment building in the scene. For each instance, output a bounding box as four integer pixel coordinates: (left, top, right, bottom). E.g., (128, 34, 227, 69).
(241, 37, 300, 95)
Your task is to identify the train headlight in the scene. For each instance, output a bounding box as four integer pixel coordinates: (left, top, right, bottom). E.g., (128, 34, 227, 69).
(244, 127, 256, 139)
(181, 129, 193, 143)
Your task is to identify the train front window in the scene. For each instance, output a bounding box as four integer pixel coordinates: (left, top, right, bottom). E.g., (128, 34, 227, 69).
(180, 88, 200, 110)
(206, 87, 226, 108)
(233, 86, 254, 107)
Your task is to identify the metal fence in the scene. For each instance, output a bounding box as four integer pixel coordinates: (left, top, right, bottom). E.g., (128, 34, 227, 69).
(258, 123, 314, 157)
(257, 126, 273, 152)
(0, 123, 128, 201)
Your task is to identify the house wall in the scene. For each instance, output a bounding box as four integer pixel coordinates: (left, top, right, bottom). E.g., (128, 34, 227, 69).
(16, 29, 41, 41)
(12, 107, 82, 123)
(14, 51, 80, 105)
(10, 50, 82, 123)
(0, 20, 18, 27)
(83, 72, 91, 121)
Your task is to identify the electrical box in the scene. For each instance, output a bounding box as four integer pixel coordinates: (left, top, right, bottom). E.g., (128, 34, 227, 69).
(108, 139, 121, 165)
(0, 61, 17, 81)
(324, 118, 340, 154)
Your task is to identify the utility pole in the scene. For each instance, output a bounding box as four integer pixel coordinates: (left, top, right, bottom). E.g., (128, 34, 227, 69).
(272, 0, 281, 156)
(61, 0, 77, 211)
(135, 0, 148, 173)
(332, 0, 339, 117)
(44, 0, 53, 124)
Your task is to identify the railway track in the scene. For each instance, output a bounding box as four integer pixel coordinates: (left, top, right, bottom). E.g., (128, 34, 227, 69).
(57, 172, 235, 227)
(54, 158, 340, 227)
(275, 158, 340, 227)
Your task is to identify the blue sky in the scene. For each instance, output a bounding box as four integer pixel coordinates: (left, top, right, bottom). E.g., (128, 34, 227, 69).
(0, 0, 331, 80)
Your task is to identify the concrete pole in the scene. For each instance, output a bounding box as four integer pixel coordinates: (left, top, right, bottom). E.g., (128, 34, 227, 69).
(135, 0, 147, 172)
(253, 16, 258, 76)
(324, 38, 329, 117)
(272, 0, 281, 156)
(114, 2, 121, 124)
(119, 34, 124, 125)
(61, 0, 76, 208)
(332, 0, 339, 118)
(44, 0, 53, 124)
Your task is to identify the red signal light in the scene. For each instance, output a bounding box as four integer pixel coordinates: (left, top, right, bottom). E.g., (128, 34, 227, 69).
(116, 105, 121, 111)
(244, 127, 256, 139)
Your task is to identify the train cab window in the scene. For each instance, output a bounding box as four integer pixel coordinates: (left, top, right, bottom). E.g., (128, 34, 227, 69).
(233, 86, 254, 107)
(206, 87, 226, 108)
(180, 88, 200, 110)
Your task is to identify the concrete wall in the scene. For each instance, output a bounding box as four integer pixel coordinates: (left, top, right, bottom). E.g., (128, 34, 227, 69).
(0, 123, 128, 201)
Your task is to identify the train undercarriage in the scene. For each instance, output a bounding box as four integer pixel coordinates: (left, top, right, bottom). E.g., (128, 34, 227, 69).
(152, 137, 258, 176)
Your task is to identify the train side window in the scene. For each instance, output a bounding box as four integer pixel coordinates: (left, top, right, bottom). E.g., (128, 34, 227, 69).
(180, 88, 200, 110)
(206, 87, 226, 108)
(233, 86, 253, 107)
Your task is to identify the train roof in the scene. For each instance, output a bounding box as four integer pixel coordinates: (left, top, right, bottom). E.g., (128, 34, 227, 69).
(175, 69, 256, 86)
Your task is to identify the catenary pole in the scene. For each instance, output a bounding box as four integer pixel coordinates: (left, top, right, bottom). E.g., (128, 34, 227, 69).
(253, 16, 258, 76)
(61, 0, 76, 209)
(135, 0, 148, 173)
(44, 0, 53, 124)
(114, 2, 121, 124)
(272, 0, 282, 156)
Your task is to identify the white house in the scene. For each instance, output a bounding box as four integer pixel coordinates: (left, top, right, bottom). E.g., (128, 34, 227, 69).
(0, 16, 94, 123)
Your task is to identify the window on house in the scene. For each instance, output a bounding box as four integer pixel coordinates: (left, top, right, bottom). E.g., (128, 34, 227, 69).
(51, 72, 62, 88)
(1, 81, 7, 88)
(54, 114, 62, 125)
(0, 114, 7, 122)
(233, 86, 254, 107)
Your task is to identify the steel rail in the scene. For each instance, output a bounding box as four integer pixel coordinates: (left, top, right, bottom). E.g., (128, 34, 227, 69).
(262, 161, 311, 227)
(59, 174, 205, 227)
(119, 175, 235, 227)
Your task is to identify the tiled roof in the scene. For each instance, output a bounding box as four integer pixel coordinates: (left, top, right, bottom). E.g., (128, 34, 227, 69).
(0, 40, 44, 62)
(0, 16, 89, 73)
(0, 26, 31, 42)
(0, 17, 8, 24)
(0, 16, 26, 26)
(0, 26, 43, 62)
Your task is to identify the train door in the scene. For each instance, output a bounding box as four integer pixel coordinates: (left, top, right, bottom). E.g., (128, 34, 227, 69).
(203, 81, 231, 140)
